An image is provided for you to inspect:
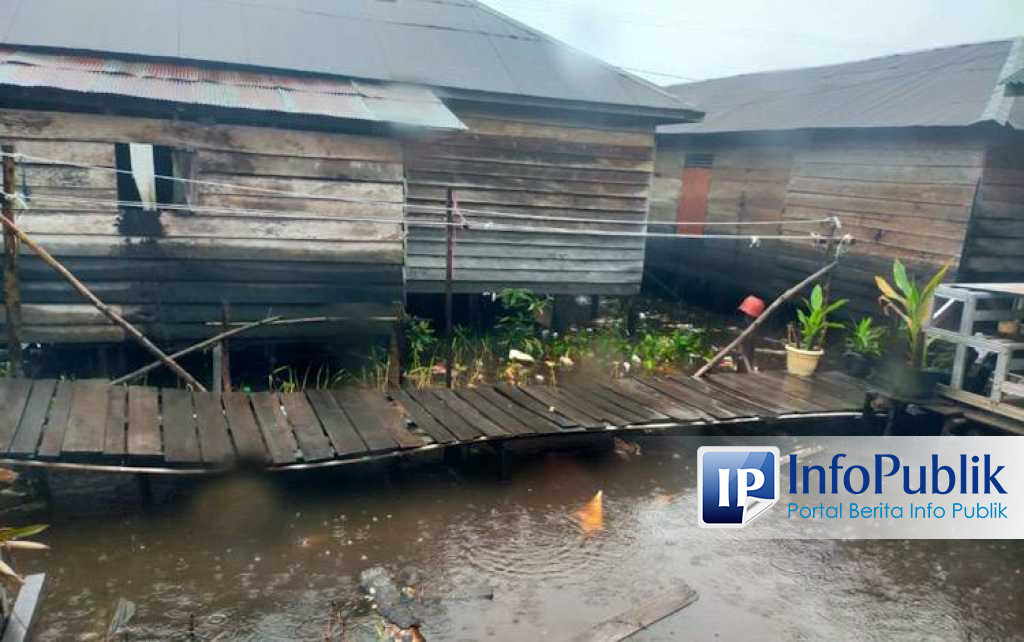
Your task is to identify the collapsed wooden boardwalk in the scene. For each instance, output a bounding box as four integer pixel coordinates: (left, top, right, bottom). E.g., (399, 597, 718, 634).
(0, 371, 868, 472)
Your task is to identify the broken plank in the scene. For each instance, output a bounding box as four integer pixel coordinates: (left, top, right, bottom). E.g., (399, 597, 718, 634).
(305, 389, 367, 457)
(61, 380, 110, 454)
(571, 582, 699, 642)
(8, 380, 56, 455)
(161, 388, 201, 463)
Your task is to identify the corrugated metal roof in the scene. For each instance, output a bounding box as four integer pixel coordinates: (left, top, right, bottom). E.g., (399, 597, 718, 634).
(0, 48, 466, 129)
(0, 0, 700, 120)
(660, 39, 1024, 135)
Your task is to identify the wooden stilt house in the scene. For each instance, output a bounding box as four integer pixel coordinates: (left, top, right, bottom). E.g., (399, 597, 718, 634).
(0, 0, 701, 345)
(651, 39, 1024, 317)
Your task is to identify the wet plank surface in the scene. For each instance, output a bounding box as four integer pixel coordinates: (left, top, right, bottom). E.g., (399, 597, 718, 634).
(0, 371, 868, 469)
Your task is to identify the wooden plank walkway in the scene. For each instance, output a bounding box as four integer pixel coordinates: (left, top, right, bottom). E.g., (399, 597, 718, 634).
(0, 371, 868, 472)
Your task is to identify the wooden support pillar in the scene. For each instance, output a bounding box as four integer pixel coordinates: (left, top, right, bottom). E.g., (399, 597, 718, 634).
(220, 302, 232, 393)
(212, 343, 223, 394)
(444, 187, 455, 389)
(387, 302, 403, 388)
(624, 296, 638, 335)
(2, 145, 22, 377)
(590, 295, 600, 320)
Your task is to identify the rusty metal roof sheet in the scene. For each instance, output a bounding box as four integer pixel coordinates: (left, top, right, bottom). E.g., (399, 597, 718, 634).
(660, 38, 1024, 135)
(0, 0, 699, 121)
(0, 48, 466, 130)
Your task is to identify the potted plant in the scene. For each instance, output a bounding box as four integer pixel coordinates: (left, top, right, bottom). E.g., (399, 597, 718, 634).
(842, 317, 884, 378)
(874, 259, 952, 398)
(786, 284, 847, 377)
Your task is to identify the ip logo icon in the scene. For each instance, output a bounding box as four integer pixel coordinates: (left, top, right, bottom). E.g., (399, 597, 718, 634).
(698, 446, 779, 528)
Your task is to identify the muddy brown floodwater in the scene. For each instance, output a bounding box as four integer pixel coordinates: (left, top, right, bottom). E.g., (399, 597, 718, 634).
(17, 436, 1024, 641)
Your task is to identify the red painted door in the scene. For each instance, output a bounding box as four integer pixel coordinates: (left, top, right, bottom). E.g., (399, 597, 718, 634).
(676, 167, 711, 235)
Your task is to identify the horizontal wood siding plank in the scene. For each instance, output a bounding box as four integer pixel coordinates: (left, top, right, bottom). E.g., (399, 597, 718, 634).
(406, 106, 652, 296)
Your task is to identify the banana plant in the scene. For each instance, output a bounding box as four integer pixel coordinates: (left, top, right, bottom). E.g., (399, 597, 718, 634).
(875, 259, 952, 369)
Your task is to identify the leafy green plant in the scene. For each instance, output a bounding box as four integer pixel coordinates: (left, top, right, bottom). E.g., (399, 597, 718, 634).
(792, 284, 847, 350)
(495, 288, 550, 357)
(875, 259, 952, 368)
(404, 316, 437, 367)
(845, 317, 885, 357)
(632, 328, 711, 372)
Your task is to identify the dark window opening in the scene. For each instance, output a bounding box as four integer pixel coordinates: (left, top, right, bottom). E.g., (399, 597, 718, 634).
(114, 143, 184, 208)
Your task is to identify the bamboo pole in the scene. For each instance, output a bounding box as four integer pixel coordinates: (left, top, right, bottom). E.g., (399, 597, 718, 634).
(111, 315, 281, 385)
(0, 212, 207, 390)
(2, 145, 22, 377)
(693, 260, 838, 378)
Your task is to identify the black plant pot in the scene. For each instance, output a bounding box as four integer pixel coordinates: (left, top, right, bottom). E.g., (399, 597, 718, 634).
(869, 362, 945, 400)
(841, 352, 873, 378)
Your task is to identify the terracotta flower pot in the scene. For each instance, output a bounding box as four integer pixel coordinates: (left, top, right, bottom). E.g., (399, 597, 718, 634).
(785, 345, 824, 377)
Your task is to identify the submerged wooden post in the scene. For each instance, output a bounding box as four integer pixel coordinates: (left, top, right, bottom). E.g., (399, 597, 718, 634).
(444, 187, 454, 389)
(2, 145, 22, 377)
(0, 212, 206, 390)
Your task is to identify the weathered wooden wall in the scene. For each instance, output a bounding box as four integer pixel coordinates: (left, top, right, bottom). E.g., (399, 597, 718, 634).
(404, 104, 654, 295)
(0, 108, 404, 343)
(648, 140, 797, 292)
(650, 130, 992, 317)
(961, 135, 1024, 282)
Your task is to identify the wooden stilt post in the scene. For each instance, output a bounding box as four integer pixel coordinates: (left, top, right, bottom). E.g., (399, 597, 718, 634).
(387, 302, 403, 388)
(2, 145, 23, 377)
(444, 187, 455, 389)
(220, 302, 232, 393)
(212, 344, 223, 394)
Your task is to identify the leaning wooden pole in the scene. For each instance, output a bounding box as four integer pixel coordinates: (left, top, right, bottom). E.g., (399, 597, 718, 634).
(111, 315, 281, 385)
(693, 260, 838, 379)
(1, 145, 23, 377)
(0, 212, 206, 391)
